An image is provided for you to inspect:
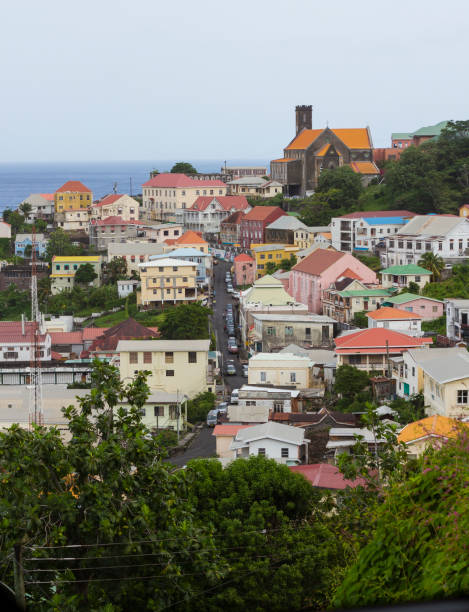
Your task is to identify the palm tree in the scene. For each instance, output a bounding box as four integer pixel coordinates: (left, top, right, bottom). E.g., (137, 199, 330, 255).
(19, 201, 32, 220)
(418, 252, 444, 281)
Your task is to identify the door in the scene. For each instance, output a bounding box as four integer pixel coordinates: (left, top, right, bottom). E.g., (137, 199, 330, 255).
(403, 383, 410, 396)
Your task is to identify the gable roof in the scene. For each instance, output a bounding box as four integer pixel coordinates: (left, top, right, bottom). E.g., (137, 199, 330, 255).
(188, 195, 249, 212)
(0, 321, 47, 344)
(289, 463, 366, 490)
(381, 264, 431, 275)
(243, 206, 285, 222)
(230, 421, 305, 447)
(266, 216, 307, 231)
(55, 181, 91, 194)
(234, 253, 254, 263)
(292, 248, 345, 275)
(88, 317, 159, 353)
(143, 173, 225, 188)
(335, 328, 431, 353)
(398, 215, 464, 237)
(94, 194, 123, 207)
(40, 193, 55, 201)
(174, 230, 208, 245)
(350, 161, 380, 175)
(418, 348, 469, 384)
(339, 210, 415, 219)
(286, 128, 371, 151)
(367, 306, 423, 321)
(221, 211, 244, 226)
(91, 216, 143, 226)
(384, 292, 443, 305)
(398, 415, 465, 444)
(212, 425, 251, 437)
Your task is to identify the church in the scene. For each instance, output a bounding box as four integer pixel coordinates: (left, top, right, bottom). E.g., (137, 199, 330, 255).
(271, 105, 379, 196)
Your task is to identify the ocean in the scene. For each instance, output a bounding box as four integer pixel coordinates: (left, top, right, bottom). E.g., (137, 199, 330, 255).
(0, 159, 268, 212)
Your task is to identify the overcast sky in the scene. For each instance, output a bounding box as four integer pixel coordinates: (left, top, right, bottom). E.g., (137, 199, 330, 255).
(1, 0, 468, 163)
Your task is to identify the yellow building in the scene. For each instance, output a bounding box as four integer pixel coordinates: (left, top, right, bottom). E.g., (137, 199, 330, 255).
(138, 258, 198, 306)
(294, 226, 331, 249)
(50, 255, 101, 294)
(251, 243, 299, 279)
(398, 415, 467, 458)
(55, 180, 93, 213)
(116, 339, 212, 398)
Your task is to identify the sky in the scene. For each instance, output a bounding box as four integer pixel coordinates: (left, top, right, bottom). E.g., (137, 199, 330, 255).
(1, 0, 468, 163)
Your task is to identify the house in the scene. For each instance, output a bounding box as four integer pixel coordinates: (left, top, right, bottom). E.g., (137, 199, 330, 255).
(382, 293, 444, 321)
(49, 326, 109, 359)
(445, 299, 469, 341)
(265, 216, 307, 245)
(116, 339, 212, 398)
(250, 313, 335, 353)
(142, 223, 183, 242)
(349, 161, 380, 185)
(19, 194, 54, 222)
(141, 173, 227, 223)
(373, 121, 449, 164)
(220, 211, 244, 246)
(85, 318, 159, 360)
(251, 244, 299, 278)
(330, 210, 415, 253)
(270, 105, 376, 196)
(367, 307, 423, 337)
(380, 215, 469, 267)
(223, 166, 267, 178)
(247, 352, 312, 389)
(0, 264, 47, 291)
(239, 275, 308, 346)
(397, 415, 466, 458)
(334, 328, 432, 374)
(50, 256, 101, 295)
(149, 247, 210, 286)
(233, 253, 255, 287)
(167, 230, 210, 255)
(290, 463, 366, 490)
(459, 204, 469, 218)
(90, 194, 139, 222)
(54, 180, 92, 213)
(226, 176, 283, 198)
(117, 279, 140, 298)
(240, 206, 286, 248)
(289, 248, 378, 314)
(294, 226, 331, 250)
(138, 258, 198, 306)
(326, 427, 386, 462)
(0, 321, 51, 363)
(183, 195, 250, 237)
(14, 234, 47, 258)
(213, 425, 252, 458)
(279, 345, 337, 389)
(229, 421, 309, 464)
(89, 216, 145, 251)
(107, 241, 166, 275)
(119, 391, 188, 433)
(55, 209, 90, 233)
(322, 279, 395, 323)
(43, 315, 74, 333)
(296, 240, 334, 261)
(0, 221, 11, 239)
(234, 385, 302, 416)
(380, 264, 432, 290)
(272, 269, 291, 291)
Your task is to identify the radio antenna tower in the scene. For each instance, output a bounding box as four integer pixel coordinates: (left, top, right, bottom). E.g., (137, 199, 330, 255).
(29, 227, 43, 427)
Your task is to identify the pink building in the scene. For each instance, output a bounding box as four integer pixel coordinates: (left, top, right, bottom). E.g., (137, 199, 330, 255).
(383, 293, 444, 321)
(240, 206, 286, 248)
(289, 248, 377, 313)
(233, 253, 255, 287)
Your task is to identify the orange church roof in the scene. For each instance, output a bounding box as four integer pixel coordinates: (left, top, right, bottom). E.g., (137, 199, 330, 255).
(350, 161, 380, 175)
(286, 128, 371, 151)
(316, 144, 331, 156)
(271, 158, 297, 163)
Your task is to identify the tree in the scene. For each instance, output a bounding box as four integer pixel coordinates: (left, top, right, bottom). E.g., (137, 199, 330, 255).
(418, 251, 444, 281)
(333, 365, 371, 412)
(8, 211, 25, 235)
(19, 201, 32, 219)
(354, 252, 381, 272)
(406, 280, 420, 294)
(187, 391, 215, 423)
(103, 256, 127, 284)
(158, 303, 210, 339)
(45, 228, 77, 260)
(34, 218, 47, 232)
(390, 393, 425, 425)
(170, 161, 197, 175)
(74, 263, 98, 285)
(352, 310, 368, 328)
(265, 261, 277, 275)
(317, 166, 363, 206)
(423, 262, 469, 299)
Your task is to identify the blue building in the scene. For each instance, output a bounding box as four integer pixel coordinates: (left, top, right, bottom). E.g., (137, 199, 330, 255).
(15, 233, 48, 258)
(149, 247, 210, 286)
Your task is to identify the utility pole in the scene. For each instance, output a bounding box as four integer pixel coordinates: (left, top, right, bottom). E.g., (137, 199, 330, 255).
(29, 227, 43, 428)
(13, 543, 25, 611)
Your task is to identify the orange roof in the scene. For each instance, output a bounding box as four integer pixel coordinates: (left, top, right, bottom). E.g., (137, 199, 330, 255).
(316, 144, 331, 156)
(244, 206, 285, 222)
(40, 193, 55, 201)
(335, 328, 432, 352)
(398, 416, 467, 444)
(367, 306, 423, 321)
(350, 161, 380, 175)
(320, 232, 332, 239)
(213, 425, 251, 437)
(340, 268, 361, 280)
(271, 158, 297, 163)
(175, 230, 208, 245)
(55, 180, 92, 194)
(286, 128, 371, 151)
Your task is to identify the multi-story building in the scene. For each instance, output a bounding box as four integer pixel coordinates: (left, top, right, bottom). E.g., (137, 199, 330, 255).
(294, 226, 330, 250)
(367, 306, 423, 336)
(138, 258, 198, 306)
(380, 264, 432, 290)
(50, 255, 101, 294)
(240, 206, 286, 248)
(54, 180, 92, 213)
(251, 244, 299, 279)
(419, 349, 469, 418)
(248, 352, 312, 389)
(220, 211, 244, 245)
(14, 234, 47, 258)
(380, 215, 469, 267)
(116, 339, 212, 398)
(373, 121, 448, 164)
(141, 173, 227, 222)
(391, 347, 456, 399)
(143, 223, 183, 242)
(183, 195, 250, 238)
(149, 247, 211, 286)
(90, 194, 139, 222)
(119, 390, 189, 433)
(270, 105, 378, 196)
(89, 217, 145, 251)
(233, 253, 255, 286)
(223, 166, 267, 178)
(0, 320, 51, 362)
(331, 210, 415, 252)
(19, 194, 54, 221)
(265, 216, 307, 245)
(445, 299, 469, 341)
(0, 264, 48, 291)
(322, 280, 395, 323)
(227, 176, 283, 198)
(107, 242, 166, 275)
(249, 313, 335, 353)
(54, 209, 90, 233)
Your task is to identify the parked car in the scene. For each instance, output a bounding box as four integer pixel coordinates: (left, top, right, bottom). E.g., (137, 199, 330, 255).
(225, 361, 236, 375)
(206, 409, 218, 427)
(228, 337, 238, 353)
(242, 364, 248, 377)
(230, 388, 239, 404)
(216, 402, 228, 415)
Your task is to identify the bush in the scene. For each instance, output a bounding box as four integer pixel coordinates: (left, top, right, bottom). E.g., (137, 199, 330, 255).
(187, 392, 215, 423)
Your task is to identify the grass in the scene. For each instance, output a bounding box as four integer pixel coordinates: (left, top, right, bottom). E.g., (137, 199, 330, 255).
(92, 307, 167, 328)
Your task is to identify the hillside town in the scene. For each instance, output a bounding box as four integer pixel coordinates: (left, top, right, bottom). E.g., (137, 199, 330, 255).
(2, 107, 469, 609)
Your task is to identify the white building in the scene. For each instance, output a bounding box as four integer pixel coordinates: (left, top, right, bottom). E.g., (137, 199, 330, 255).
(107, 241, 166, 275)
(247, 352, 311, 389)
(183, 196, 250, 236)
(229, 421, 308, 464)
(90, 194, 140, 222)
(0, 320, 51, 363)
(19, 194, 54, 221)
(392, 347, 458, 399)
(380, 215, 469, 267)
(445, 298, 469, 341)
(367, 306, 423, 337)
(117, 279, 140, 298)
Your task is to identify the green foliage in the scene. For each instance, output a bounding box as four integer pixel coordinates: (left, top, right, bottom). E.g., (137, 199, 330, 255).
(0, 237, 12, 259)
(406, 280, 420, 294)
(0, 284, 30, 319)
(352, 310, 368, 328)
(334, 434, 469, 608)
(418, 251, 444, 280)
(423, 262, 469, 299)
(45, 228, 80, 260)
(170, 161, 197, 174)
(186, 391, 215, 423)
(390, 393, 425, 425)
(103, 256, 127, 284)
(317, 165, 363, 204)
(353, 251, 382, 272)
(34, 218, 47, 232)
(45, 285, 123, 316)
(74, 262, 98, 285)
(334, 365, 372, 412)
(422, 314, 446, 335)
(158, 302, 210, 339)
(19, 201, 32, 218)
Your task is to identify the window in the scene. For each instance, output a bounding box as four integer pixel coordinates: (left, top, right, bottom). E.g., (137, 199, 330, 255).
(407, 241, 412, 249)
(143, 352, 152, 364)
(268, 254, 272, 259)
(260, 371, 266, 382)
(260, 254, 265, 259)
(169, 405, 178, 419)
(273, 401, 283, 413)
(188, 351, 197, 363)
(305, 327, 311, 337)
(165, 351, 174, 363)
(415, 276, 421, 282)
(285, 326, 293, 336)
(398, 241, 404, 249)
(154, 406, 164, 417)
(258, 448, 266, 456)
(450, 240, 454, 251)
(457, 390, 468, 404)
(432, 306, 438, 312)
(166, 370, 175, 377)
(438, 242, 443, 251)
(412, 367, 415, 377)
(349, 355, 361, 364)
(266, 326, 275, 336)
(183, 277, 188, 282)
(281, 448, 289, 458)
(425, 242, 431, 251)
(246, 400, 256, 406)
(416, 241, 422, 250)
(290, 372, 296, 383)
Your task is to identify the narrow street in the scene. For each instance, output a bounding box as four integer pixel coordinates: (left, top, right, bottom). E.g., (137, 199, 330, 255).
(168, 426, 216, 466)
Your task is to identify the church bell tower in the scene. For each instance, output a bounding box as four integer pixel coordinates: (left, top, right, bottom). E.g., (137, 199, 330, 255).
(295, 105, 312, 135)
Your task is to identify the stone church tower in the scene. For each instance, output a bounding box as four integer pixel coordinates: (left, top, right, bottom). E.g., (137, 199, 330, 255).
(295, 105, 312, 135)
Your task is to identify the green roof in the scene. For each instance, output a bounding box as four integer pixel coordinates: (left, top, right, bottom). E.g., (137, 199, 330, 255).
(411, 121, 448, 137)
(338, 289, 395, 298)
(380, 264, 431, 276)
(391, 132, 412, 140)
(384, 292, 444, 305)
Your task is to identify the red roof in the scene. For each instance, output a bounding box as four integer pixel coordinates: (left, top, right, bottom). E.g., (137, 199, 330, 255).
(88, 318, 159, 353)
(290, 464, 366, 490)
(0, 321, 46, 343)
(174, 230, 208, 245)
(143, 173, 226, 188)
(234, 253, 254, 263)
(40, 193, 55, 201)
(221, 211, 244, 226)
(50, 331, 83, 344)
(188, 195, 249, 212)
(292, 248, 345, 275)
(55, 181, 92, 194)
(83, 327, 108, 340)
(340, 210, 415, 219)
(243, 206, 285, 222)
(93, 194, 125, 208)
(213, 425, 251, 437)
(91, 216, 143, 226)
(335, 328, 432, 353)
(367, 306, 423, 321)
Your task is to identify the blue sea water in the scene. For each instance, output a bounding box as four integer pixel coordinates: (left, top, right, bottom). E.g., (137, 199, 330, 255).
(0, 159, 268, 212)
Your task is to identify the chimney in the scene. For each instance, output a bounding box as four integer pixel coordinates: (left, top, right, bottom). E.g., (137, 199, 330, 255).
(21, 314, 25, 336)
(295, 105, 313, 135)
